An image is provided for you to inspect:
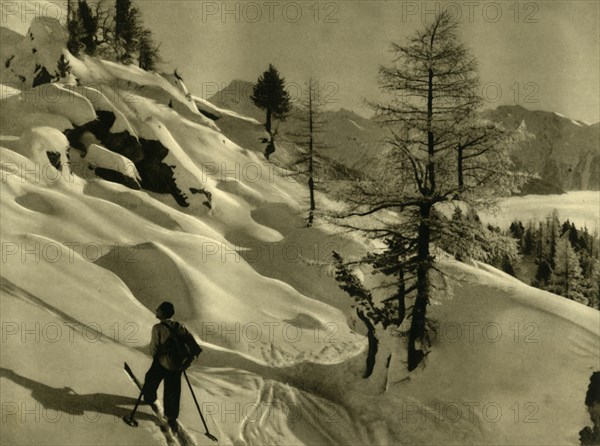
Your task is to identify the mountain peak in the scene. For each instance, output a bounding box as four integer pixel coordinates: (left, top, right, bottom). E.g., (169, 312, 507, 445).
(484, 104, 600, 191)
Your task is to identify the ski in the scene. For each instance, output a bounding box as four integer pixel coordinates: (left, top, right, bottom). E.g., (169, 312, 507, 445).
(122, 362, 183, 445)
(123, 362, 212, 445)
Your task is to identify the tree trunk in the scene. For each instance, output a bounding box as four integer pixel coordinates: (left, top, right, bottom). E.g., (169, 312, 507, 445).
(457, 144, 464, 190)
(307, 176, 315, 227)
(264, 137, 275, 160)
(307, 89, 315, 227)
(408, 204, 431, 371)
(426, 68, 435, 194)
(266, 109, 272, 134)
(356, 308, 378, 378)
(394, 267, 406, 326)
(406, 61, 435, 371)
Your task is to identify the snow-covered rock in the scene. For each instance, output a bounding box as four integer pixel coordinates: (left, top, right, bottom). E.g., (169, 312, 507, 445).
(0, 82, 97, 139)
(14, 127, 72, 182)
(72, 85, 138, 136)
(43, 83, 97, 126)
(0, 17, 67, 88)
(84, 143, 141, 183)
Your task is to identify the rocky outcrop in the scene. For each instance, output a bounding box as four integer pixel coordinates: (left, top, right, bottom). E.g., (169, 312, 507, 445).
(65, 111, 190, 206)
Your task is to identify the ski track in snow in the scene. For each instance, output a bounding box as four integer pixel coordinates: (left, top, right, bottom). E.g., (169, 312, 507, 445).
(123, 364, 198, 446)
(239, 380, 266, 445)
(236, 371, 374, 446)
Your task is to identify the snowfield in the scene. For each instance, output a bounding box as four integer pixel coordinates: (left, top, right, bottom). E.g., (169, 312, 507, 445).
(0, 14, 598, 446)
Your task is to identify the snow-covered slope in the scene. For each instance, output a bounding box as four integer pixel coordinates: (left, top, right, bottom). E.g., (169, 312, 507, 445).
(382, 260, 599, 444)
(1, 15, 598, 446)
(1, 16, 358, 360)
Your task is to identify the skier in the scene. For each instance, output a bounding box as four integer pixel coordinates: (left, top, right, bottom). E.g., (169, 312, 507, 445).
(143, 301, 201, 432)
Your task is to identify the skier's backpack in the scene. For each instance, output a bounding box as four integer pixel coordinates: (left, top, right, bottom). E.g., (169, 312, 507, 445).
(160, 322, 202, 371)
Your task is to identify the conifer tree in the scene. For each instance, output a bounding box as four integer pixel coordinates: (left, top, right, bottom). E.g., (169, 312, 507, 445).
(288, 79, 330, 226)
(66, 0, 85, 56)
(589, 260, 600, 309)
(251, 64, 292, 135)
(546, 210, 561, 267)
(551, 236, 586, 303)
(534, 259, 552, 287)
(438, 207, 519, 267)
(77, 0, 99, 55)
(138, 29, 160, 71)
(114, 0, 140, 63)
(510, 220, 525, 243)
(523, 222, 535, 255)
(333, 12, 527, 373)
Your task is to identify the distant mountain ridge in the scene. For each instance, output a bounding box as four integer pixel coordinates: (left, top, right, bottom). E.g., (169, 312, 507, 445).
(207, 80, 263, 121)
(207, 80, 383, 172)
(209, 82, 599, 193)
(483, 105, 600, 192)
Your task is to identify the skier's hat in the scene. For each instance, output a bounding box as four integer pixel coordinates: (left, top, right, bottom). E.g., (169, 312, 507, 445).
(156, 301, 175, 318)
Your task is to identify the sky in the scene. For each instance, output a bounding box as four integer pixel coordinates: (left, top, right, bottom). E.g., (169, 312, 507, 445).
(135, 1, 599, 123)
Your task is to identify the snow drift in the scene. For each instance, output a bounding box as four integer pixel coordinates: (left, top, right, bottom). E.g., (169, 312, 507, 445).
(0, 13, 598, 446)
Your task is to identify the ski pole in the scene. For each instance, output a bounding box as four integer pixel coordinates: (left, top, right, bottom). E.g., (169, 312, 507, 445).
(123, 387, 144, 427)
(183, 371, 218, 442)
